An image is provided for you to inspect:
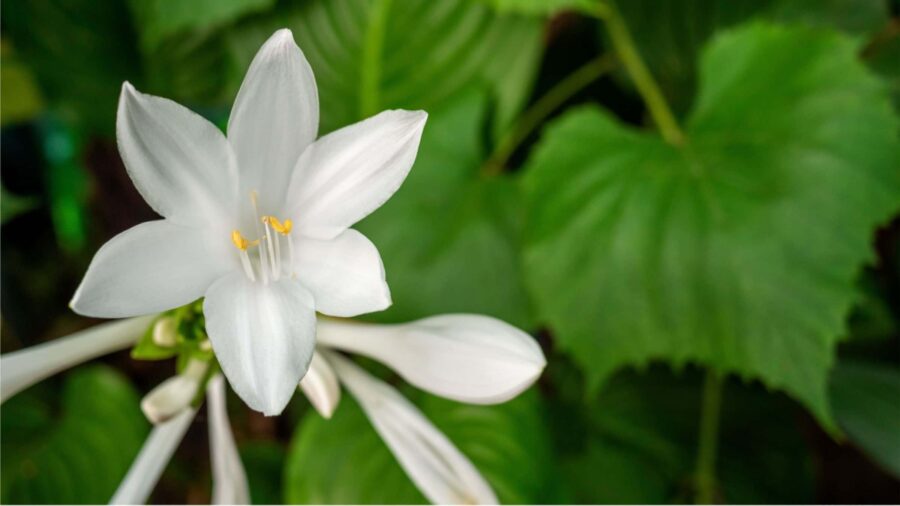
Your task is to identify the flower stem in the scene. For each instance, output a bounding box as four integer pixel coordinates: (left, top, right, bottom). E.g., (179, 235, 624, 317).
(483, 53, 616, 175)
(594, 2, 685, 145)
(694, 370, 723, 504)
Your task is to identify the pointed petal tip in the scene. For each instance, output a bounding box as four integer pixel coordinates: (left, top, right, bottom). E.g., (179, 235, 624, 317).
(261, 28, 299, 56)
(272, 28, 294, 41)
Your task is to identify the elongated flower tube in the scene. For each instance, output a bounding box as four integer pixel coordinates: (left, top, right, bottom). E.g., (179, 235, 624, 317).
(326, 351, 498, 505)
(297, 314, 546, 504)
(208, 375, 250, 505)
(69, 28, 427, 415)
(111, 408, 198, 505)
(0, 316, 153, 403)
(316, 314, 546, 404)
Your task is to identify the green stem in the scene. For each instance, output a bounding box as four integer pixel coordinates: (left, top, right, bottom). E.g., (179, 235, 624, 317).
(594, 2, 685, 145)
(695, 371, 724, 504)
(483, 54, 616, 176)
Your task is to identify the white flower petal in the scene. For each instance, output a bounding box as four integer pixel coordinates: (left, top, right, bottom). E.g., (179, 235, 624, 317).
(141, 359, 208, 424)
(71, 220, 232, 318)
(228, 28, 318, 207)
(299, 350, 341, 419)
(286, 109, 427, 239)
(118, 82, 239, 226)
(110, 407, 197, 505)
(293, 229, 391, 317)
(0, 316, 154, 403)
(208, 375, 250, 505)
(326, 351, 497, 505)
(204, 273, 316, 416)
(317, 314, 546, 405)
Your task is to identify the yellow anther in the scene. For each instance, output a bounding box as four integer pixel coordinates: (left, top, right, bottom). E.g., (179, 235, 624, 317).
(263, 216, 292, 235)
(231, 230, 259, 251)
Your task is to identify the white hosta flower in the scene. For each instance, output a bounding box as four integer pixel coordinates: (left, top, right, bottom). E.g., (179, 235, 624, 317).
(300, 314, 547, 504)
(69, 28, 427, 416)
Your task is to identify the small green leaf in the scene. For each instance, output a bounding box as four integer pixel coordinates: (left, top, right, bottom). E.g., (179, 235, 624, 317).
(522, 23, 900, 429)
(1, 366, 150, 504)
(831, 360, 900, 478)
(284, 387, 554, 504)
(131, 323, 176, 361)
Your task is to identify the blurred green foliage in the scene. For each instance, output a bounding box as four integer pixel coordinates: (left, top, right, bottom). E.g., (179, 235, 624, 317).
(2, 0, 899, 504)
(0, 366, 149, 504)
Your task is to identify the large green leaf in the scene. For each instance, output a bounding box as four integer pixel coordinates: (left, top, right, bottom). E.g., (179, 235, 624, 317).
(561, 368, 815, 503)
(521, 23, 900, 428)
(228, 0, 543, 138)
(1, 365, 150, 504)
(831, 360, 900, 478)
(284, 387, 554, 504)
(357, 91, 533, 327)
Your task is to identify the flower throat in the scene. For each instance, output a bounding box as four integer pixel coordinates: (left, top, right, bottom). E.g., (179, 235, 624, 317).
(231, 191, 294, 283)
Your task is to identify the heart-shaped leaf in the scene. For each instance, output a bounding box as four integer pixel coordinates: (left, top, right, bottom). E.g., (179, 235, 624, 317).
(521, 22, 900, 428)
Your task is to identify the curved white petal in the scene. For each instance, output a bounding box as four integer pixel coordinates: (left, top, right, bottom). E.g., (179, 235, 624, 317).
(208, 375, 250, 505)
(326, 351, 497, 505)
(0, 316, 154, 403)
(204, 273, 316, 416)
(228, 28, 318, 207)
(118, 82, 239, 226)
(299, 350, 341, 419)
(286, 109, 427, 239)
(141, 359, 208, 424)
(71, 220, 232, 318)
(317, 314, 545, 405)
(110, 407, 197, 505)
(293, 229, 391, 317)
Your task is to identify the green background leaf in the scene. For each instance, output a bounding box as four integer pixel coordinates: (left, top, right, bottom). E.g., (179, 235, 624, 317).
(227, 0, 543, 139)
(560, 368, 815, 503)
(0, 365, 150, 504)
(831, 360, 900, 478)
(610, 0, 890, 115)
(284, 387, 555, 504)
(357, 91, 534, 328)
(522, 23, 900, 428)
